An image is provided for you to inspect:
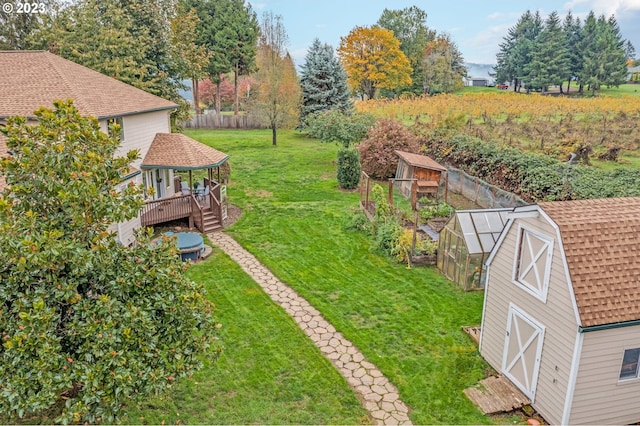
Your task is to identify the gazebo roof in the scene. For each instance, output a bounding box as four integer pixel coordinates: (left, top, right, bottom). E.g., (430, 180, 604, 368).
(141, 133, 229, 171)
(395, 150, 447, 172)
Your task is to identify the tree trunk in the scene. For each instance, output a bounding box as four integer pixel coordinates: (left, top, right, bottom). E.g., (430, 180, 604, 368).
(233, 64, 239, 116)
(271, 124, 277, 146)
(192, 78, 200, 114)
(216, 80, 222, 114)
(567, 79, 572, 94)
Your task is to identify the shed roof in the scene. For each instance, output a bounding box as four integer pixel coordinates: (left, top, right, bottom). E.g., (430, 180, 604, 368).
(141, 133, 229, 171)
(449, 208, 512, 254)
(0, 50, 177, 119)
(395, 150, 447, 172)
(538, 197, 640, 327)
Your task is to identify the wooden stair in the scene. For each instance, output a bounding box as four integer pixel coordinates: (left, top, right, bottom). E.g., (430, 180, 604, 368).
(199, 207, 222, 233)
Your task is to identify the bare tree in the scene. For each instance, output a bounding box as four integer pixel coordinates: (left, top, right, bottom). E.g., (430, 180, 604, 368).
(249, 11, 300, 146)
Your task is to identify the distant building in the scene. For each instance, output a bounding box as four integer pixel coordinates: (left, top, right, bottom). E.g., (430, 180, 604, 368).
(465, 77, 492, 87)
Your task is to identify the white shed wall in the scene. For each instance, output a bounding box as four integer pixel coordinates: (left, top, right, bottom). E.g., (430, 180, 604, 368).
(480, 214, 579, 425)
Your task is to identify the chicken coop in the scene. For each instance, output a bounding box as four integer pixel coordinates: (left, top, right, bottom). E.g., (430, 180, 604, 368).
(393, 150, 448, 209)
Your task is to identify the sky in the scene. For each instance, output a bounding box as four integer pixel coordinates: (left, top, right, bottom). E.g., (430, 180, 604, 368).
(247, 0, 640, 67)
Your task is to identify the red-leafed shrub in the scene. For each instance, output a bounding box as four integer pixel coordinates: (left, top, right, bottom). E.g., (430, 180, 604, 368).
(358, 119, 421, 179)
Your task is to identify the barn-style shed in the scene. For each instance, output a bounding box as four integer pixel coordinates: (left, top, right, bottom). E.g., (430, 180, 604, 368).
(479, 197, 640, 425)
(393, 150, 447, 208)
(437, 208, 511, 291)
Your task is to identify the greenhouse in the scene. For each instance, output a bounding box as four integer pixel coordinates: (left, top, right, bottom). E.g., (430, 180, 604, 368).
(437, 208, 512, 291)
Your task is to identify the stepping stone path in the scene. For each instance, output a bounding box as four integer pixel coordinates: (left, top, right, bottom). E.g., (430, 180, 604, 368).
(208, 232, 413, 425)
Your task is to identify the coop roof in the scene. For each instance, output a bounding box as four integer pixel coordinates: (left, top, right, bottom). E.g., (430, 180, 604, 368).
(447, 208, 512, 255)
(395, 150, 447, 172)
(538, 197, 640, 328)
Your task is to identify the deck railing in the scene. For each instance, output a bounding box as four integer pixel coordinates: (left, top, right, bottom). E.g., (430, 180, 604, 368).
(140, 182, 224, 231)
(140, 194, 192, 227)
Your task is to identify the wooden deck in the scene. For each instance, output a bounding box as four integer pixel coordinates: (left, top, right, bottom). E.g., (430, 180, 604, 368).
(140, 182, 224, 233)
(464, 375, 530, 415)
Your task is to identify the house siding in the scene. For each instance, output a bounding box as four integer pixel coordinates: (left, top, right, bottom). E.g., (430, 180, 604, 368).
(481, 214, 579, 425)
(100, 110, 171, 169)
(568, 326, 640, 424)
(107, 174, 143, 246)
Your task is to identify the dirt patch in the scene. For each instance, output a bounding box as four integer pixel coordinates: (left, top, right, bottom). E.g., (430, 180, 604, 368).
(223, 204, 243, 228)
(246, 189, 273, 198)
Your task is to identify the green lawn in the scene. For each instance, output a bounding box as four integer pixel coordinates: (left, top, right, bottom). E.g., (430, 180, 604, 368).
(122, 248, 369, 425)
(599, 83, 640, 97)
(150, 128, 490, 425)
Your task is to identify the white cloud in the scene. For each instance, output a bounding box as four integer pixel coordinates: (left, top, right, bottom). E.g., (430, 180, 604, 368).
(564, 0, 640, 15)
(462, 24, 512, 64)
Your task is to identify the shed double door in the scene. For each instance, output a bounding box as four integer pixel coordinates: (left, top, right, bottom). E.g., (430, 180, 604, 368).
(502, 304, 545, 401)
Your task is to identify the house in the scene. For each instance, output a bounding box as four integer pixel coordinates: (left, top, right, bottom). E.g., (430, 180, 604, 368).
(437, 208, 511, 291)
(479, 197, 640, 424)
(394, 150, 448, 208)
(0, 50, 227, 244)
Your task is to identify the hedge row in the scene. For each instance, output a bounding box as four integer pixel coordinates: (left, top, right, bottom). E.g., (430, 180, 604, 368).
(419, 133, 640, 202)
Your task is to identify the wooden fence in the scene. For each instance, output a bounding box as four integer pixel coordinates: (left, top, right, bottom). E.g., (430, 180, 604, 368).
(181, 113, 265, 129)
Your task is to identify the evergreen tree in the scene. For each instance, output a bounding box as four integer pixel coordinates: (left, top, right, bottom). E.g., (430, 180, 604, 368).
(579, 13, 628, 93)
(299, 38, 352, 128)
(563, 12, 583, 93)
(188, 0, 258, 115)
(40, 0, 187, 125)
(578, 11, 599, 93)
(601, 15, 628, 87)
(513, 11, 543, 91)
(377, 6, 435, 95)
(214, 0, 259, 115)
(493, 11, 542, 92)
(526, 11, 569, 92)
(625, 40, 636, 62)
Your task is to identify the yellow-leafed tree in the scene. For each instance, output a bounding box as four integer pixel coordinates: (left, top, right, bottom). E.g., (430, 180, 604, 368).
(338, 26, 412, 99)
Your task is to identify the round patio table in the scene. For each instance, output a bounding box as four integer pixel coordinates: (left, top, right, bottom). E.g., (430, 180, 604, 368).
(164, 231, 204, 261)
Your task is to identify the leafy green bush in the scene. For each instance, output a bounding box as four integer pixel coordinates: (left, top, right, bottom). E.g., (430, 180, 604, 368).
(374, 220, 402, 256)
(358, 119, 421, 179)
(345, 209, 371, 233)
(303, 109, 376, 148)
(0, 101, 219, 423)
(336, 147, 361, 189)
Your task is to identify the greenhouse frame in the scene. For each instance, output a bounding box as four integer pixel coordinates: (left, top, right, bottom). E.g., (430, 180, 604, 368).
(437, 208, 512, 291)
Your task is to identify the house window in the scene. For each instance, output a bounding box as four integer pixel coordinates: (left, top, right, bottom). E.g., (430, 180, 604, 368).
(513, 226, 554, 302)
(619, 348, 640, 380)
(107, 117, 124, 141)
